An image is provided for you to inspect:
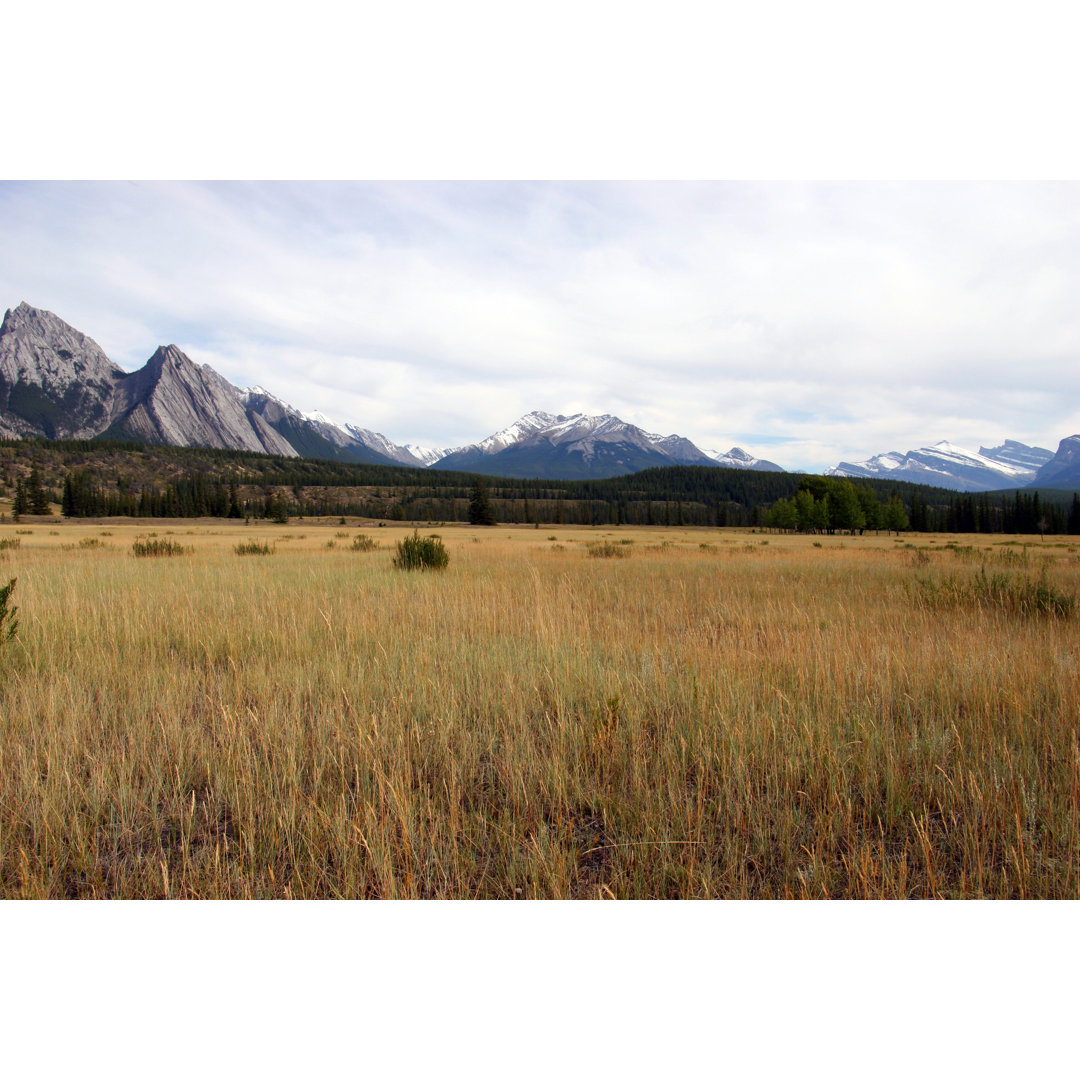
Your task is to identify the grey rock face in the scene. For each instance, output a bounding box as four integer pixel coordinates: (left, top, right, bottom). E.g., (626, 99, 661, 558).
(0, 302, 125, 438)
(1032, 436, 1080, 488)
(108, 345, 298, 455)
(0, 304, 300, 455)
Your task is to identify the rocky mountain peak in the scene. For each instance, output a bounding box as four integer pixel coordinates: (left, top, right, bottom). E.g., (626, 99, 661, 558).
(0, 302, 124, 439)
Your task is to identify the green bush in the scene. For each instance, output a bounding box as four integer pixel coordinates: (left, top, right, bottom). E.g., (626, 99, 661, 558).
(0, 577, 17, 645)
(132, 539, 188, 557)
(0, 538, 20, 551)
(393, 530, 449, 571)
(235, 541, 274, 556)
(351, 534, 379, 552)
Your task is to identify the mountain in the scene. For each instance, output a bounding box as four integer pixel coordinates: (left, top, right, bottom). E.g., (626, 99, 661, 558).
(0, 302, 125, 439)
(239, 388, 400, 466)
(1032, 436, 1080, 489)
(431, 410, 784, 480)
(104, 345, 298, 455)
(0, 302, 779, 480)
(828, 439, 1053, 492)
(981, 439, 1055, 474)
(342, 425, 445, 468)
(703, 446, 785, 472)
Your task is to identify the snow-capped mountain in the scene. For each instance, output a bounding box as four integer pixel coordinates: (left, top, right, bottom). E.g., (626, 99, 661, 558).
(703, 446, 785, 472)
(431, 410, 784, 480)
(828, 439, 1054, 492)
(340, 425, 447, 468)
(400, 443, 447, 467)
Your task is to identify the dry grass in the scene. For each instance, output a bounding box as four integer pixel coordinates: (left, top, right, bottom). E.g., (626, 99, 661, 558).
(1, 520, 1078, 898)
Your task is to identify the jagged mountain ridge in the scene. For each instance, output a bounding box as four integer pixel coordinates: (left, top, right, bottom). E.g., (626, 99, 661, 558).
(430, 411, 742, 480)
(0, 303, 785, 479)
(828, 439, 1054, 492)
(105, 345, 298, 456)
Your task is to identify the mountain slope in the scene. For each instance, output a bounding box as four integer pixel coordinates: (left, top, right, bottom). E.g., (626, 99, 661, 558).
(239, 389, 402, 466)
(431, 410, 783, 480)
(1032, 435, 1080, 488)
(103, 345, 298, 455)
(0, 302, 125, 438)
(703, 446, 785, 472)
(828, 439, 1052, 492)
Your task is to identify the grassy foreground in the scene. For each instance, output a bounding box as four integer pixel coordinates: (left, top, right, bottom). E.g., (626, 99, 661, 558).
(1, 520, 1078, 898)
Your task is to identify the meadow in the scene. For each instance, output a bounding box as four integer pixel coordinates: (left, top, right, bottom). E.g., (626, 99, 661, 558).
(1, 517, 1078, 898)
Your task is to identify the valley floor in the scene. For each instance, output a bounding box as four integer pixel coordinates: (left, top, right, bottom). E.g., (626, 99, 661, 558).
(1, 518, 1077, 898)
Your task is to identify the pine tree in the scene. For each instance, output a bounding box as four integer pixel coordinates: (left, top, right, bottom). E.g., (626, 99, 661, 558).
(1068, 493, 1080, 536)
(12, 478, 29, 520)
(468, 480, 496, 526)
(26, 467, 51, 515)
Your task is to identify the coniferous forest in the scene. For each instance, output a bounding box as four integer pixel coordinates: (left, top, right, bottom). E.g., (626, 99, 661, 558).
(1, 436, 1078, 533)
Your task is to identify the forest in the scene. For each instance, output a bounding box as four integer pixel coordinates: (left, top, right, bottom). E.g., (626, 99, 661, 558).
(2, 436, 1079, 533)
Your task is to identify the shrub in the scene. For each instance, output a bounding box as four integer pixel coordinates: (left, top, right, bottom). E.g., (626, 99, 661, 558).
(351, 534, 379, 552)
(0, 577, 17, 645)
(587, 541, 631, 559)
(393, 530, 449, 571)
(0, 538, 21, 551)
(78, 537, 104, 549)
(132, 539, 188, 557)
(235, 541, 274, 556)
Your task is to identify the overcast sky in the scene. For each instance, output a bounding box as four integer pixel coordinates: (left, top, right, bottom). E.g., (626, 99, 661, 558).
(2, 179, 1078, 471)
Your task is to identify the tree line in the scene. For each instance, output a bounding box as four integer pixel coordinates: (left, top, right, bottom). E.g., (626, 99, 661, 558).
(2, 437, 1079, 533)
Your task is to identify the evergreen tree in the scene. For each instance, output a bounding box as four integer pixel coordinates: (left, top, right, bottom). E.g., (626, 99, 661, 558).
(27, 467, 51, 515)
(1068, 493, 1080, 536)
(468, 480, 496, 525)
(12, 478, 29, 520)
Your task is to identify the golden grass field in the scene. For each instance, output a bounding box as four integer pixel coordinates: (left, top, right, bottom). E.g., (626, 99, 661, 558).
(1, 517, 1078, 898)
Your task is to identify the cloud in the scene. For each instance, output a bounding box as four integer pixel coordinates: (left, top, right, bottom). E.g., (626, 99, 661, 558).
(1, 180, 1078, 469)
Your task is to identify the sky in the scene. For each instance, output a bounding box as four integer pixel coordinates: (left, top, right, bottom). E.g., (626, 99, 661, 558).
(3, 3, 1079, 474)
(2, 179, 1078, 471)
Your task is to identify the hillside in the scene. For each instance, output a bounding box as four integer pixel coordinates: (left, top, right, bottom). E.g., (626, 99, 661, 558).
(3, 436, 1077, 533)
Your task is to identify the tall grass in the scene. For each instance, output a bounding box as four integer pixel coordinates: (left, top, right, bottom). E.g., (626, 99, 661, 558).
(132, 538, 188, 558)
(1, 525, 1078, 898)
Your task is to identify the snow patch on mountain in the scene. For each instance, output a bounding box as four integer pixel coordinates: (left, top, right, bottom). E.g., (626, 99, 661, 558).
(828, 439, 1052, 492)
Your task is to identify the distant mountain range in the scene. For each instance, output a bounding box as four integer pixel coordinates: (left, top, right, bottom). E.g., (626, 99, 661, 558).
(825, 437, 1080, 492)
(0, 303, 784, 481)
(826, 440, 1056, 492)
(3, 302, 1079, 489)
